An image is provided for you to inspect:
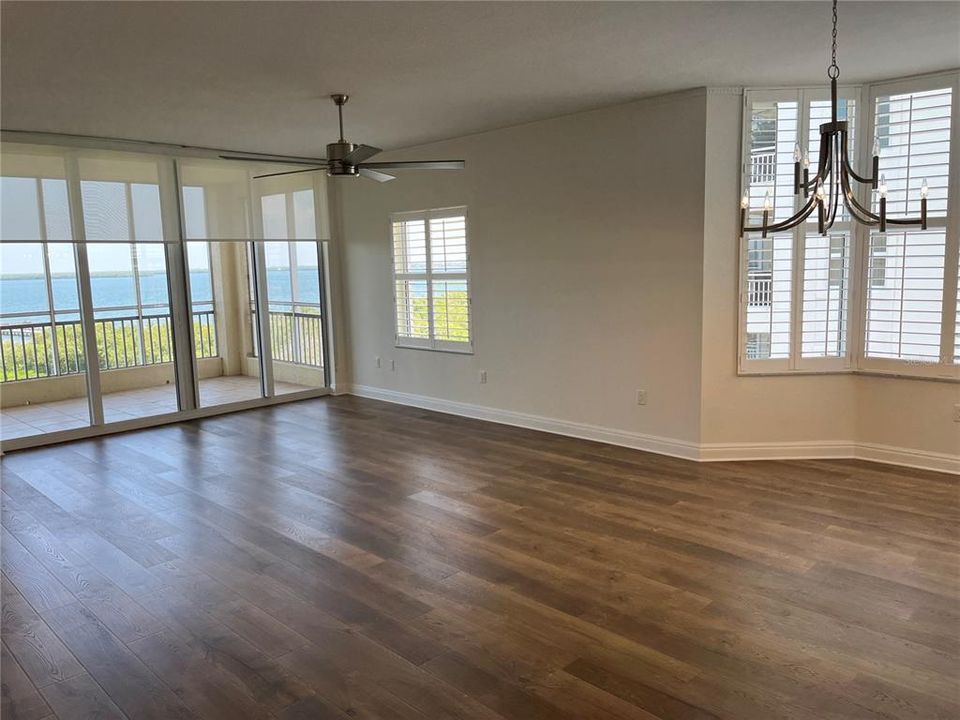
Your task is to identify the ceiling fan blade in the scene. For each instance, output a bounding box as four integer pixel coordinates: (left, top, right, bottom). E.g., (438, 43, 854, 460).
(359, 160, 464, 171)
(342, 145, 382, 165)
(220, 155, 327, 166)
(358, 167, 396, 183)
(252, 167, 326, 180)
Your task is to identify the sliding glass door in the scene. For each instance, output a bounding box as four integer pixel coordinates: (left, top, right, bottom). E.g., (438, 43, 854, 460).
(0, 144, 332, 449)
(179, 162, 267, 407)
(77, 154, 184, 423)
(257, 182, 328, 395)
(0, 241, 92, 440)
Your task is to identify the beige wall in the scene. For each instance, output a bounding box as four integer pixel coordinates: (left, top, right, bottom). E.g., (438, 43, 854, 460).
(335, 87, 958, 467)
(700, 90, 858, 448)
(857, 376, 960, 456)
(337, 90, 708, 444)
(701, 89, 958, 461)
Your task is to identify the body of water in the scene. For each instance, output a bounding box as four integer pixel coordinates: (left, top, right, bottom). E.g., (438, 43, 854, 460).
(0, 268, 321, 325)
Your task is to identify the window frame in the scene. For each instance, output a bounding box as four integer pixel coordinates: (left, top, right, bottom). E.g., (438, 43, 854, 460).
(738, 85, 861, 375)
(738, 71, 960, 381)
(855, 72, 960, 380)
(390, 206, 473, 354)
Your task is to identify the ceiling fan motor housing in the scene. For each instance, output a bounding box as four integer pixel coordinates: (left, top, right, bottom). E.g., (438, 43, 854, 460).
(326, 141, 360, 177)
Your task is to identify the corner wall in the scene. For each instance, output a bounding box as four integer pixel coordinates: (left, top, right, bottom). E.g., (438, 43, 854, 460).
(700, 89, 958, 471)
(334, 88, 959, 472)
(699, 89, 859, 457)
(336, 91, 709, 452)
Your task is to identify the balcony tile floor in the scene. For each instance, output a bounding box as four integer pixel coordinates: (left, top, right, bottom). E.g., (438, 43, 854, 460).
(0, 375, 314, 441)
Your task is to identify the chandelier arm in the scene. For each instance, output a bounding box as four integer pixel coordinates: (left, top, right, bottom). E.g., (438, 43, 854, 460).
(842, 157, 874, 186)
(796, 132, 834, 196)
(742, 192, 819, 235)
(800, 170, 825, 193)
(839, 170, 922, 226)
(841, 194, 881, 227)
(826, 136, 843, 231)
(841, 167, 882, 222)
(840, 131, 876, 186)
(812, 131, 832, 189)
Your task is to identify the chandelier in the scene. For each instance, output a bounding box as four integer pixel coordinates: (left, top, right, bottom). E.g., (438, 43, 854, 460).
(739, 0, 928, 238)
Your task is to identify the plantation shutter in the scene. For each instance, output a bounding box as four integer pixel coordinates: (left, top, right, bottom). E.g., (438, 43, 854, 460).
(800, 98, 855, 360)
(391, 208, 471, 351)
(865, 86, 953, 363)
(742, 96, 800, 363)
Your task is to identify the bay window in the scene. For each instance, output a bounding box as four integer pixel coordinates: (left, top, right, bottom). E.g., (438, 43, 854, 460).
(739, 71, 959, 379)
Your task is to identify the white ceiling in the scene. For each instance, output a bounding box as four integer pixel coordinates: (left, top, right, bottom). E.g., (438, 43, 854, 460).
(2, 1, 958, 157)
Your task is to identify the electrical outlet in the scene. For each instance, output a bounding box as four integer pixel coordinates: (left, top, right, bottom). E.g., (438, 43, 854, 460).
(636, 389, 647, 406)
(375, 356, 381, 369)
(479, 370, 487, 384)
(953, 404, 960, 423)
(390, 359, 396, 371)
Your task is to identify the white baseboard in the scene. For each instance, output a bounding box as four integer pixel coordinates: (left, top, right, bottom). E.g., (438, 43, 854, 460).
(698, 440, 858, 462)
(347, 384, 701, 461)
(854, 443, 960, 475)
(346, 384, 959, 475)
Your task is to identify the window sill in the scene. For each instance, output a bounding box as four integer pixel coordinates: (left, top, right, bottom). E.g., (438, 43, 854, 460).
(395, 342, 474, 356)
(737, 366, 959, 383)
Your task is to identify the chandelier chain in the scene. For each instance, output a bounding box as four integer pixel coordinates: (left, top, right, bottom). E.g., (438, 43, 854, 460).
(828, 0, 840, 79)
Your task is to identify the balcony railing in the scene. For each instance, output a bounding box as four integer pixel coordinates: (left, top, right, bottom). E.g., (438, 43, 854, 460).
(747, 273, 774, 307)
(0, 310, 217, 383)
(268, 309, 324, 368)
(0, 307, 323, 383)
(750, 147, 776, 184)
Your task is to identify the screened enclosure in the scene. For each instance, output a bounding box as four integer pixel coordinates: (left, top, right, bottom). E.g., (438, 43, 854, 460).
(0, 142, 333, 447)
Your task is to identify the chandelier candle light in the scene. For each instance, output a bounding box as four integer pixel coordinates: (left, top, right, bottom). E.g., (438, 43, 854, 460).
(740, 0, 929, 238)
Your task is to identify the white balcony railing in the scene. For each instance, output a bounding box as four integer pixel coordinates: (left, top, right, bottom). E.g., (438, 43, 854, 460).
(750, 147, 777, 184)
(747, 273, 773, 307)
(0, 309, 217, 383)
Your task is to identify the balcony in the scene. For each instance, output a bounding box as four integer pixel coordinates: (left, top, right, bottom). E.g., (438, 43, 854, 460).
(750, 146, 777, 184)
(747, 273, 773, 307)
(0, 305, 324, 442)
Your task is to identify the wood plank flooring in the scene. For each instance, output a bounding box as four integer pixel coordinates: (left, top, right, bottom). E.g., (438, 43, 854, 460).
(1, 395, 957, 720)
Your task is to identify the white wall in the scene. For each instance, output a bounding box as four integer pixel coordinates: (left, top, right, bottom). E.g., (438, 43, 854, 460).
(336, 90, 708, 446)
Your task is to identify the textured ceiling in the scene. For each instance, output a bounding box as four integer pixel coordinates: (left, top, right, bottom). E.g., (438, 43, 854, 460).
(2, 1, 958, 156)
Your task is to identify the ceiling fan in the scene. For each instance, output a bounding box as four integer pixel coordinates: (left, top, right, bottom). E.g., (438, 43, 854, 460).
(220, 94, 465, 183)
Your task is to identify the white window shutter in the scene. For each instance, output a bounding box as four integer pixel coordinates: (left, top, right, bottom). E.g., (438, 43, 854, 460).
(865, 86, 953, 364)
(391, 208, 471, 352)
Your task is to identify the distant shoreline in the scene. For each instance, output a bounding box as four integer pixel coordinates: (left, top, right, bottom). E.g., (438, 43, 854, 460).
(0, 267, 318, 280)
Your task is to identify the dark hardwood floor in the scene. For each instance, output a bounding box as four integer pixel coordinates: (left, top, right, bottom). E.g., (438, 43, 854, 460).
(1, 395, 958, 720)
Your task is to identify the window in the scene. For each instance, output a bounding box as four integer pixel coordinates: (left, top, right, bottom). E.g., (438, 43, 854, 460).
(0, 146, 334, 446)
(869, 235, 888, 287)
(254, 188, 326, 373)
(391, 208, 471, 352)
(746, 332, 771, 359)
(740, 88, 856, 370)
(863, 83, 955, 372)
(739, 72, 960, 379)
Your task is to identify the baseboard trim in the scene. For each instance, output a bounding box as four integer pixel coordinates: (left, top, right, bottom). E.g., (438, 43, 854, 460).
(347, 384, 701, 461)
(346, 385, 959, 475)
(854, 443, 960, 475)
(697, 440, 858, 462)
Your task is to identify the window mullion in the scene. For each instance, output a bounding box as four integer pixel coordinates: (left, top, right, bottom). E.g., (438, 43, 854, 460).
(939, 82, 960, 364)
(425, 218, 435, 345)
(35, 178, 63, 378)
(852, 83, 875, 370)
(790, 90, 811, 369)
